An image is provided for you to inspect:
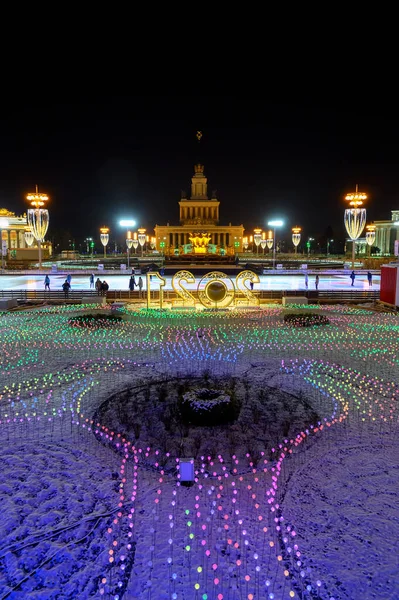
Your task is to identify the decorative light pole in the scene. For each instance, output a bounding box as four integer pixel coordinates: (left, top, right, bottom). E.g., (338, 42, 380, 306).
(138, 228, 146, 257)
(132, 232, 139, 254)
(243, 237, 249, 251)
(253, 228, 262, 256)
(292, 226, 301, 254)
(266, 230, 274, 251)
(327, 239, 334, 255)
(344, 184, 367, 269)
(26, 185, 49, 270)
(126, 231, 134, 269)
(365, 224, 376, 257)
(100, 227, 109, 259)
(267, 220, 284, 269)
(260, 239, 267, 255)
(24, 227, 34, 247)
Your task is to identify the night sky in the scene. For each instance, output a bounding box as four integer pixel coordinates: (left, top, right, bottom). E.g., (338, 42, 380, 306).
(1, 96, 398, 248)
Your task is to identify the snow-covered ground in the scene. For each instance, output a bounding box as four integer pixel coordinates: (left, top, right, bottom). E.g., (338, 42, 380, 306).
(0, 303, 398, 599)
(0, 272, 380, 292)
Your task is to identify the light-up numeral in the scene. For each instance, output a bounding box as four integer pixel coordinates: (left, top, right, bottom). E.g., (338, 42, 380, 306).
(235, 270, 260, 305)
(172, 270, 196, 305)
(197, 271, 235, 308)
(146, 272, 166, 309)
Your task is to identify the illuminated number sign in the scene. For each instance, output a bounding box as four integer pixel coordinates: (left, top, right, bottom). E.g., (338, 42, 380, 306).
(148, 270, 260, 309)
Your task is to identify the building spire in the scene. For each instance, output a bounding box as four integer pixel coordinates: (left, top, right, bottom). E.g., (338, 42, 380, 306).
(196, 130, 203, 142)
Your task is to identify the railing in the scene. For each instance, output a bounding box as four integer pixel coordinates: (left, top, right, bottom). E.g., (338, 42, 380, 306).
(0, 289, 380, 303)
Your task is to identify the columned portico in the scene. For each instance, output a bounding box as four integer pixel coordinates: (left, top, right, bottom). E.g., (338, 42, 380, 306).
(374, 211, 399, 254)
(154, 165, 244, 255)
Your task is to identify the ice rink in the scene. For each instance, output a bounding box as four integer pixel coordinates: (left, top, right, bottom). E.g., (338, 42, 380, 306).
(0, 272, 380, 291)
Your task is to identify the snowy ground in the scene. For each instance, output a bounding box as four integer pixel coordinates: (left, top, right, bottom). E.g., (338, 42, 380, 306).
(0, 272, 380, 292)
(0, 304, 398, 599)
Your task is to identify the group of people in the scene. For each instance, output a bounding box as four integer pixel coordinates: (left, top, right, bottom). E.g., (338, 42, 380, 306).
(350, 271, 373, 287)
(304, 273, 319, 289)
(128, 275, 144, 293)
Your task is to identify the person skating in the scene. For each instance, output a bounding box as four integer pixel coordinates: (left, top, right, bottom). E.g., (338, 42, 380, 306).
(350, 271, 355, 286)
(315, 274, 319, 290)
(129, 276, 136, 291)
(367, 271, 372, 286)
(138, 276, 143, 297)
(95, 278, 102, 295)
(90, 273, 94, 288)
(62, 279, 70, 298)
(44, 275, 50, 291)
(101, 280, 109, 296)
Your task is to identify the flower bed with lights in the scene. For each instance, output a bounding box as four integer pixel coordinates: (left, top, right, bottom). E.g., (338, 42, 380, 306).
(0, 303, 398, 600)
(68, 313, 122, 328)
(95, 372, 319, 460)
(284, 313, 330, 327)
(179, 388, 235, 425)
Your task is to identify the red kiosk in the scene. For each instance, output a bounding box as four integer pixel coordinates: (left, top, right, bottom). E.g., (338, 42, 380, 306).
(380, 263, 399, 307)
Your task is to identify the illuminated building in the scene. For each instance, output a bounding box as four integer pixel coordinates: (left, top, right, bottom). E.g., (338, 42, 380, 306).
(374, 211, 399, 255)
(154, 164, 244, 255)
(0, 208, 52, 260)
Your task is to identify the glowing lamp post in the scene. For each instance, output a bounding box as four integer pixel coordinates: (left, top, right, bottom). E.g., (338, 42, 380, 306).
(344, 184, 367, 268)
(266, 231, 273, 250)
(24, 228, 34, 247)
(126, 231, 134, 269)
(138, 228, 146, 257)
(267, 220, 284, 269)
(26, 185, 49, 270)
(132, 231, 139, 254)
(243, 237, 249, 251)
(365, 224, 376, 257)
(260, 239, 267, 255)
(100, 227, 109, 259)
(292, 227, 301, 254)
(253, 228, 262, 256)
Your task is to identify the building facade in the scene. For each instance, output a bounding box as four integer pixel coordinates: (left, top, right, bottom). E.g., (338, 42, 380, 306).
(0, 208, 30, 250)
(154, 165, 244, 254)
(0, 208, 52, 260)
(374, 211, 399, 255)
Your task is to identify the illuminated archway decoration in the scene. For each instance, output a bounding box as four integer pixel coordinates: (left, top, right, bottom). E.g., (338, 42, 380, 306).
(197, 271, 235, 308)
(189, 232, 211, 254)
(235, 270, 260, 305)
(172, 270, 196, 305)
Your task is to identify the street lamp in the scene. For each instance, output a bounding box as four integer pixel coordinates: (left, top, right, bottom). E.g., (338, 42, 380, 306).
(85, 237, 93, 254)
(24, 227, 34, 247)
(307, 237, 314, 257)
(126, 231, 134, 269)
(26, 185, 49, 270)
(266, 230, 273, 250)
(253, 229, 262, 255)
(327, 239, 334, 255)
(267, 220, 283, 269)
(100, 227, 109, 259)
(292, 227, 301, 254)
(138, 228, 146, 257)
(365, 224, 376, 257)
(243, 237, 249, 251)
(132, 232, 139, 254)
(344, 184, 367, 269)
